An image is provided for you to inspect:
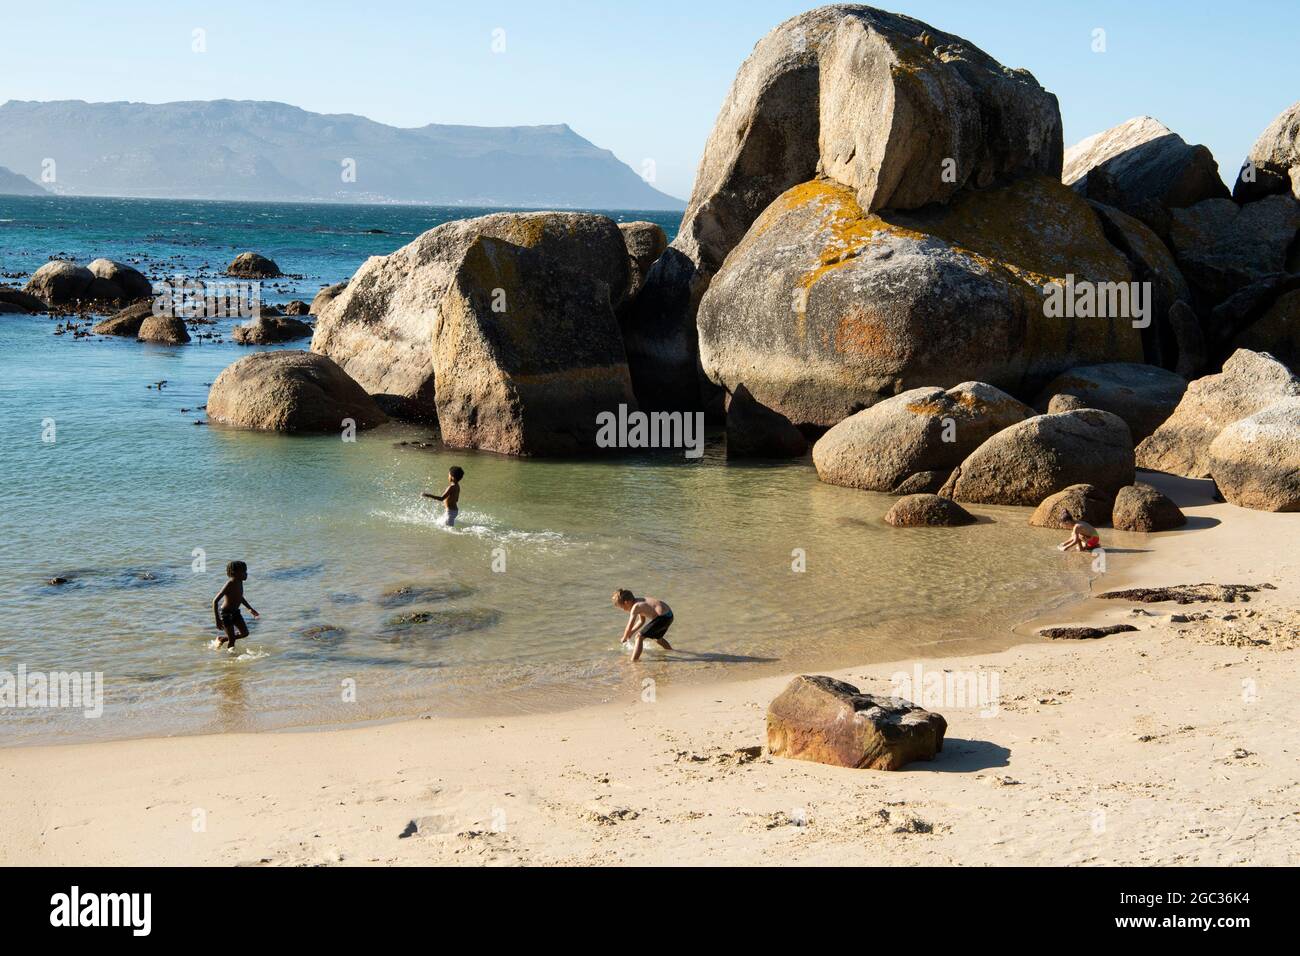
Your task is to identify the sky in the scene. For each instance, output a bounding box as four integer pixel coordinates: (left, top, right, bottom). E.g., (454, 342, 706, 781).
(2, 0, 1296, 201)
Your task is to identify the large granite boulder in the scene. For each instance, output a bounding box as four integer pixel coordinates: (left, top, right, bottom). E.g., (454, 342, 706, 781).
(1029, 483, 1112, 529)
(1034, 363, 1187, 442)
(24, 261, 94, 306)
(1166, 196, 1300, 306)
(233, 315, 313, 344)
(1232, 287, 1300, 371)
(939, 408, 1136, 505)
(310, 281, 347, 315)
(226, 252, 282, 279)
(766, 675, 947, 770)
(92, 300, 154, 336)
(207, 350, 388, 433)
(1136, 349, 1300, 477)
(1062, 116, 1229, 228)
(87, 258, 152, 303)
(625, 5, 1061, 411)
(813, 382, 1032, 492)
(137, 314, 190, 344)
(1234, 101, 1300, 203)
(699, 176, 1141, 427)
(312, 211, 631, 425)
(1206, 398, 1300, 511)
(1112, 483, 1186, 531)
(0, 287, 49, 314)
(883, 494, 975, 527)
(618, 221, 667, 301)
(724, 383, 808, 459)
(433, 232, 637, 456)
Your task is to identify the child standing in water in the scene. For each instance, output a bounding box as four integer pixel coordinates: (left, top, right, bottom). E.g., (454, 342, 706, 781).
(213, 560, 259, 650)
(422, 465, 464, 527)
(612, 589, 674, 661)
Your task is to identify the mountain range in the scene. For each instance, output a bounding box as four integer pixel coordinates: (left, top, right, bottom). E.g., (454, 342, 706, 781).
(0, 99, 684, 209)
(0, 163, 47, 195)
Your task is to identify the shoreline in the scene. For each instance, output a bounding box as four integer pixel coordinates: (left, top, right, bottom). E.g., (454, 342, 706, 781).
(3, 471, 1295, 865)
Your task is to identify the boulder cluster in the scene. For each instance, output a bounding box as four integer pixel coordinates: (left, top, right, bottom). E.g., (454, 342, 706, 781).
(198, 5, 1298, 512)
(19, 258, 152, 312)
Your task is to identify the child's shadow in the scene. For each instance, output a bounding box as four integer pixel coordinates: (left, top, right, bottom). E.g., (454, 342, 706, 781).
(658, 650, 779, 665)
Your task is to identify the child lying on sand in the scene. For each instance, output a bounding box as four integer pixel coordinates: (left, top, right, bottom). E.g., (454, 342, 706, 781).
(612, 589, 674, 662)
(1058, 511, 1101, 552)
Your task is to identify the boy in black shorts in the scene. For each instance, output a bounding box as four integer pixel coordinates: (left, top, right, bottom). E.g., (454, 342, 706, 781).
(612, 588, 674, 662)
(213, 560, 259, 649)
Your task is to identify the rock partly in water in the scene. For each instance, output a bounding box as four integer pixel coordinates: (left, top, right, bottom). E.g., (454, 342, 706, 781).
(766, 675, 947, 771)
(1206, 398, 1300, 511)
(137, 313, 190, 344)
(310, 281, 347, 315)
(699, 176, 1141, 428)
(1136, 349, 1300, 477)
(24, 261, 94, 306)
(207, 350, 388, 433)
(226, 252, 282, 278)
(813, 382, 1032, 492)
(92, 300, 154, 336)
(1233, 101, 1300, 203)
(1111, 483, 1187, 531)
(1029, 484, 1112, 529)
(1034, 362, 1187, 443)
(1166, 196, 1300, 306)
(312, 211, 631, 431)
(883, 494, 976, 528)
(233, 315, 313, 344)
(940, 408, 1135, 505)
(0, 287, 50, 314)
(1062, 116, 1229, 228)
(87, 258, 152, 303)
(282, 299, 310, 316)
(724, 383, 807, 459)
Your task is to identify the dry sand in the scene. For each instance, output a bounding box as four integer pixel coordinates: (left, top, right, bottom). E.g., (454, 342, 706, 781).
(2, 473, 1297, 866)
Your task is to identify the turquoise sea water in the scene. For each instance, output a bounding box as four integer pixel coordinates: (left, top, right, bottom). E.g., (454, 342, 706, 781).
(0, 196, 1095, 745)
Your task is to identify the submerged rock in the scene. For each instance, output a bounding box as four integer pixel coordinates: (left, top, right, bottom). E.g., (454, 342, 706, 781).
(1111, 483, 1187, 531)
(1136, 349, 1300, 477)
(1034, 363, 1187, 443)
(1207, 398, 1300, 511)
(207, 350, 388, 433)
(766, 675, 947, 771)
(813, 382, 1032, 492)
(939, 409, 1135, 505)
(381, 607, 501, 641)
(376, 582, 474, 608)
(883, 494, 975, 527)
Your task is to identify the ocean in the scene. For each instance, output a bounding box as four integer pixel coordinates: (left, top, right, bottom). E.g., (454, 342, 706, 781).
(0, 195, 1093, 745)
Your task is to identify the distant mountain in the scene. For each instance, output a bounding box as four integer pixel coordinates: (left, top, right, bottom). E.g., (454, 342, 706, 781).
(0, 164, 47, 195)
(0, 99, 685, 210)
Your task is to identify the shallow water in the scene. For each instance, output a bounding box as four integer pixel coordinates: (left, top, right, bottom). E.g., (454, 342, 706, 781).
(1, 197, 1095, 745)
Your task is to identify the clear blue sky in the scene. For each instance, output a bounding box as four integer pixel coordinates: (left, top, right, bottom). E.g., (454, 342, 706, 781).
(3, 0, 1296, 201)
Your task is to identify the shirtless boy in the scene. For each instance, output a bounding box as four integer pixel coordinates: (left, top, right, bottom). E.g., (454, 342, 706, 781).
(212, 560, 259, 649)
(422, 466, 464, 527)
(612, 589, 674, 662)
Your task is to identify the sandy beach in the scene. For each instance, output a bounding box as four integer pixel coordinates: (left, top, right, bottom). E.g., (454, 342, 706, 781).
(2, 473, 1296, 867)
